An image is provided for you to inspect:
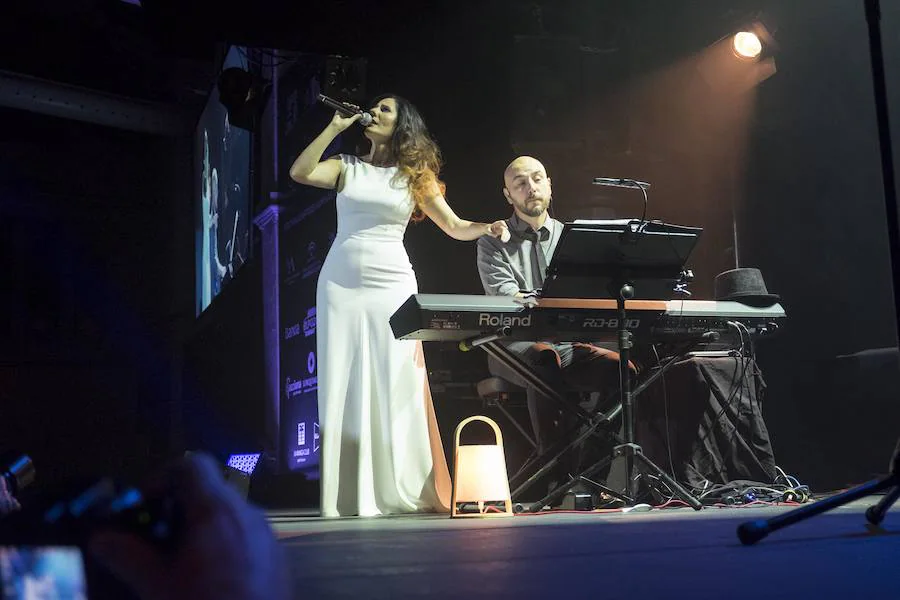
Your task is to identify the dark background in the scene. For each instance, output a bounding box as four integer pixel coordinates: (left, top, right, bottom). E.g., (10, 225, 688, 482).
(0, 0, 898, 500)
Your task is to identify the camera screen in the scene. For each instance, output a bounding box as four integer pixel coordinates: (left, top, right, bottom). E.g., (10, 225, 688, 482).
(0, 546, 87, 599)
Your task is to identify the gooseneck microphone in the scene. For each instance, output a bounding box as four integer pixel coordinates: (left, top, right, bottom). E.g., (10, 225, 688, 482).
(592, 178, 651, 190)
(317, 94, 373, 126)
(592, 176, 651, 225)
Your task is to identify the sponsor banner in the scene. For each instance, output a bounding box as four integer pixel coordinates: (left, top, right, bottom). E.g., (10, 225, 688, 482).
(280, 207, 336, 289)
(282, 306, 317, 344)
(281, 345, 320, 472)
(275, 59, 351, 476)
(282, 391, 320, 472)
(284, 348, 317, 399)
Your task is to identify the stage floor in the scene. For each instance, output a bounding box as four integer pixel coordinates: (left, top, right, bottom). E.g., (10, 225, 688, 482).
(270, 498, 900, 599)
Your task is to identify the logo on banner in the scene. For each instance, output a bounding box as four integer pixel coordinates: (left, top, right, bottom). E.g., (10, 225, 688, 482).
(284, 354, 319, 399)
(285, 376, 303, 399)
(284, 252, 300, 286)
(284, 322, 301, 341)
(303, 307, 316, 337)
(301, 351, 318, 393)
(314, 422, 320, 453)
(302, 241, 323, 280)
(285, 89, 299, 133)
(294, 421, 311, 459)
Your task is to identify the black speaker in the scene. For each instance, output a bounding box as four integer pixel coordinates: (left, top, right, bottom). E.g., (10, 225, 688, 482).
(218, 67, 271, 132)
(324, 56, 368, 105)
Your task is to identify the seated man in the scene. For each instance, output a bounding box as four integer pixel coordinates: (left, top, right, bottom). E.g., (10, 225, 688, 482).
(476, 156, 631, 495)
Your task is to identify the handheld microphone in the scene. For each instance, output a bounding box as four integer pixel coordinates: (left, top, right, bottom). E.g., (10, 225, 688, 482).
(317, 94, 373, 127)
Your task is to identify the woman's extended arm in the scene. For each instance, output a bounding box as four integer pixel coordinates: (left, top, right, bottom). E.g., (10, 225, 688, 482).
(421, 194, 509, 242)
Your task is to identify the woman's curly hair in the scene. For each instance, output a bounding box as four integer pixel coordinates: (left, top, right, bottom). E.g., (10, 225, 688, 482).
(371, 94, 445, 221)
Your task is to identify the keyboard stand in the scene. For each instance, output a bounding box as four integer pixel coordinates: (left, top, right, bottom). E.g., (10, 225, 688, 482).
(519, 220, 705, 511)
(460, 330, 625, 500)
(525, 336, 708, 511)
(464, 329, 710, 507)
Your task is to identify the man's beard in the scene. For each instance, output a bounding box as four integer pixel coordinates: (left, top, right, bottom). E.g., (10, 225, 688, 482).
(518, 197, 549, 217)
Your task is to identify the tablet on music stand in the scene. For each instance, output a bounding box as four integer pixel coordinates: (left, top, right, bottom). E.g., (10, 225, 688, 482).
(541, 219, 702, 300)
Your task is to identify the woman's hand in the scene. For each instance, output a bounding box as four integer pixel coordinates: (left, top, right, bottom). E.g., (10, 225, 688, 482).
(328, 107, 364, 132)
(486, 220, 511, 243)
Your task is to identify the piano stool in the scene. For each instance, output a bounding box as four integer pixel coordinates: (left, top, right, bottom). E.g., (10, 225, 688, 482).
(474, 376, 538, 451)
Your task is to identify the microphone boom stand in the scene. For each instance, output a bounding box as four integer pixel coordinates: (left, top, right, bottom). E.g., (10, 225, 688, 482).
(612, 281, 702, 509)
(737, 0, 900, 544)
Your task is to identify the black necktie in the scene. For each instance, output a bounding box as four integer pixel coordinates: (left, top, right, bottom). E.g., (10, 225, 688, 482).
(530, 229, 548, 287)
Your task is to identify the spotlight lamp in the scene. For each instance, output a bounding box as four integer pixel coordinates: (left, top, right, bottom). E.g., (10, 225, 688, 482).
(732, 20, 777, 61)
(733, 31, 762, 59)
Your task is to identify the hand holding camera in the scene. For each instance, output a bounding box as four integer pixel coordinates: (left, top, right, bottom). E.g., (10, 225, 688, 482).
(0, 453, 289, 600)
(88, 453, 289, 600)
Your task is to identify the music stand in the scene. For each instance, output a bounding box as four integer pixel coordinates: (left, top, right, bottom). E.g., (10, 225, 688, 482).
(542, 219, 702, 300)
(542, 219, 704, 509)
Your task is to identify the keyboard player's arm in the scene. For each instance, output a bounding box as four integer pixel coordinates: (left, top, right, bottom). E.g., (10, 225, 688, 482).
(476, 235, 525, 297)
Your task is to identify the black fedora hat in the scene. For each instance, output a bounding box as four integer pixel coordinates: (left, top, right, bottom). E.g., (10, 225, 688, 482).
(714, 268, 780, 307)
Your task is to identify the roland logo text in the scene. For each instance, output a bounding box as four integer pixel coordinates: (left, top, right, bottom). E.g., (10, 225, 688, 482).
(478, 313, 532, 328)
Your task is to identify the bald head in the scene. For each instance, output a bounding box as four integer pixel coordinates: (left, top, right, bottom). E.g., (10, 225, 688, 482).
(503, 156, 548, 188)
(502, 155, 552, 220)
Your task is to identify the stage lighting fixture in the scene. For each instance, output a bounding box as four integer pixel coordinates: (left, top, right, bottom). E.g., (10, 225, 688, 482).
(226, 453, 262, 475)
(733, 31, 762, 60)
(731, 20, 777, 62)
(222, 453, 264, 500)
(182, 451, 262, 500)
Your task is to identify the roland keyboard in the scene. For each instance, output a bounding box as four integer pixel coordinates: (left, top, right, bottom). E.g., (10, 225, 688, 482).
(390, 294, 785, 344)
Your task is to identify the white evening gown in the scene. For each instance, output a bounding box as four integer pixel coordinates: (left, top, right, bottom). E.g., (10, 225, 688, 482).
(316, 154, 452, 517)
